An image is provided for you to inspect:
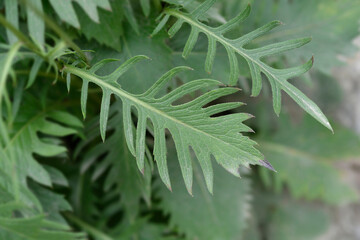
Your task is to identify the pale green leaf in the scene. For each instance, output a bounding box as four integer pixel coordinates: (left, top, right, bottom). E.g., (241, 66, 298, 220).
(30, 183, 72, 224)
(258, 115, 360, 204)
(73, 0, 111, 23)
(76, 0, 123, 51)
(26, 0, 44, 48)
(49, 0, 80, 28)
(245, 0, 360, 73)
(4, 0, 18, 44)
(268, 201, 330, 240)
(154, 0, 332, 131)
(1, 94, 81, 189)
(0, 207, 85, 240)
(64, 57, 264, 194)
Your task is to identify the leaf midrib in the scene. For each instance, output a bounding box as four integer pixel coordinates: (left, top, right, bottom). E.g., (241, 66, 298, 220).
(65, 65, 257, 160)
(165, 9, 273, 79)
(165, 9, 327, 128)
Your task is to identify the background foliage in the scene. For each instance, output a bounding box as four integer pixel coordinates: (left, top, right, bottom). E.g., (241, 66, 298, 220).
(0, 0, 360, 239)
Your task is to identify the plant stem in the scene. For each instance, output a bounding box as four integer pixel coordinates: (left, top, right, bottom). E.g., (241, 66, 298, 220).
(64, 212, 113, 240)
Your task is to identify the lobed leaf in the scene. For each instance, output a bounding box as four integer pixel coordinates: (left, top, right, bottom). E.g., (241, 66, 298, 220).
(153, 0, 332, 131)
(65, 57, 265, 194)
(0, 204, 85, 240)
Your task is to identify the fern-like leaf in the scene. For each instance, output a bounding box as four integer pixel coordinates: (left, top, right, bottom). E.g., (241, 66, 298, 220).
(152, 0, 332, 131)
(0, 202, 85, 240)
(64, 56, 264, 194)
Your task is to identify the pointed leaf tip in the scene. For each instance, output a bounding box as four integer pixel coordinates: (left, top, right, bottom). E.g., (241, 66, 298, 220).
(259, 159, 276, 172)
(325, 120, 334, 133)
(188, 188, 193, 196)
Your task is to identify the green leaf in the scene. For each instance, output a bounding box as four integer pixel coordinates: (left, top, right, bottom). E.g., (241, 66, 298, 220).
(26, 55, 43, 88)
(5, 0, 112, 46)
(153, 0, 332, 131)
(81, 103, 152, 221)
(0, 205, 85, 240)
(268, 201, 330, 240)
(48, 0, 80, 28)
(0, 42, 21, 109)
(4, 0, 19, 45)
(64, 57, 264, 194)
(258, 115, 360, 204)
(245, 0, 360, 73)
(26, 0, 45, 48)
(91, 29, 174, 94)
(76, 0, 124, 51)
(2, 94, 81, 189)
(43, 165, 69, 187)
(140, 0, 151, 17)
(30, 182, 72, 224)
(161, 0, 227, 23)
(49, 0, 111, 26)
(122, 0, 140, 35)
(157, 148, 252, 240)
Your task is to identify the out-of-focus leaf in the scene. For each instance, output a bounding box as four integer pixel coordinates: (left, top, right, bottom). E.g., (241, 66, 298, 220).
(81, 103, 151, 221)
(140, 0, 150, 17)
(157, 148, 252, 240)
(246, 0, 360, 73)
(26, 0, 45, 47)
(49, 0, 111, 27)
(0, 203, 85, 240)
(162, 0, 226, 23)
(76, 0, 124, 51)
(258, 115, 360, 204)
(91, 27, 173, 94)
(30, 182, 72, 224)
(122, 0, 140, 35)
(3, 94, 79, 187)
(171, 47, 250, 85)
(268, 201, 329, 240)
(43, 165, 69, 187)
(4, 0, 112, 46)
(4, 0, 18, 44)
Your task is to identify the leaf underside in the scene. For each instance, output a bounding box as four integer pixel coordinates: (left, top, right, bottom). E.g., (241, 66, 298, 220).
(152, 0, 332, 132)
(65, 56, 264, 194)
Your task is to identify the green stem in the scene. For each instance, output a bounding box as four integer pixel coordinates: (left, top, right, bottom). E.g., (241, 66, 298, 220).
(0, 15, 42, 56)
(153, 0, 162, 12)
(64, 212, 113, 240)
(20, 0, 88, 65)
(0, 42, 22, 201)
